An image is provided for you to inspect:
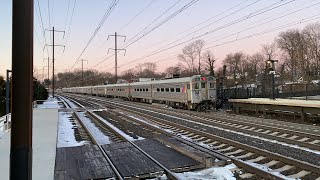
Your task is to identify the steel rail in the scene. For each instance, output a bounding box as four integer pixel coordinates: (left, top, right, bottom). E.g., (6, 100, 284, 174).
(66, 95, 286, 179)
(87, 110, 180, 180)
(80, 96, 320, 176)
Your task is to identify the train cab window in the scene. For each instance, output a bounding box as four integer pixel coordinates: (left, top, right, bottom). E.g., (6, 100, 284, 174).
(161, 88, 164, 92)
(165, 88, 169, 92)
(170, 88, 174, 92)
(176, 88, 181, 92)
(201, 83, 206, 88)
(193, 83, 199, 90)
(157, 88, 160, 92)
(210, 83, 215, 89)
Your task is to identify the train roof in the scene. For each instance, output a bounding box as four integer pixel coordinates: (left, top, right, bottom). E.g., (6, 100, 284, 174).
(64, 75, 215, 89)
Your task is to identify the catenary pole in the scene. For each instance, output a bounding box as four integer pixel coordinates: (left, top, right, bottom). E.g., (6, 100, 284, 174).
(107, 32, 126, 83)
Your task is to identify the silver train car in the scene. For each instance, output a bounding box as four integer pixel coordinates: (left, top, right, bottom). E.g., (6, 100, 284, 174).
(62, 75, 217, 111)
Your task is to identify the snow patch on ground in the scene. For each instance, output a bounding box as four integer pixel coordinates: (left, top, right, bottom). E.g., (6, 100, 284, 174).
(37, 96, 61, 108)
(92, 112, 144, 141)
(176, 164, 237, 180)
(77, 112, 111, 145)
(57, 112, 86, 147)
(58, 96, 78, 108)
(153, 164, 237, 180)
(242, 161, 296, 180)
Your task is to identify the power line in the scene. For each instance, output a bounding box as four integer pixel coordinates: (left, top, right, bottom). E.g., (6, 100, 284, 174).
(90, 0, 198, 70)
(117, 0, 296, 69)
(68, 0, 118, 72)
(36, 0, 50, 57)
(93, 0, 155, 54)
(118, 0, 155, 32)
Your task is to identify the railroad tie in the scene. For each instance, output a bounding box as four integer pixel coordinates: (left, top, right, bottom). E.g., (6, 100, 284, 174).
(309, 139, 320, 144)
(246, 156, 266, 163)
(287, 135, 299, 140)
(287, 170, 310, 179)
(271, 165, 294, 172)
(236, 152, 254, 159)
(268, 131, 280, 136)
(263, 160, 279, 167)
(239, 173, 255, 179)
(225, 149, 244, 156)
(297, 137, 310, 142)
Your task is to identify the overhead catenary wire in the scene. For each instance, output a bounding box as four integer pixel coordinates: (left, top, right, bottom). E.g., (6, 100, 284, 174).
(93, 0, 156, 59)
(92, 0, 272, 71)
(58, 13, 320, 87)
(89, 0, 198, 70)
(68, 0, 119, 72)
(36, 0, 50, 58)
(116, 0, 296, 69)
(60, 1, 310, 86)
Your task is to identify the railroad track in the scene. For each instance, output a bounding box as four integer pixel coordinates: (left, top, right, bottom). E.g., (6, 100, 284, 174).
(64, 94, 320, 151)
(63, 94, 320, 180)
(112, 99, 320, 151)
(62, 96, 179, 180)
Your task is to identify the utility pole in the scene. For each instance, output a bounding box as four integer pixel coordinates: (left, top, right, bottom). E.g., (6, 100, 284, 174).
(45, 27, 65, 98)
(10, 0, 33, 179)
(43, 57, 50, 80)
(42, 66, 48, 82)
(107, 32, 126, 83)
(6, 70, 12, 116)
(78, 59, 88, 86)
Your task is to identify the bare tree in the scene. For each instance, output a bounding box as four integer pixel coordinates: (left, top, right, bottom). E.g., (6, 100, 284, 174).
(262, 41, 277, 60)
(121, 68, 136, 81)
(193, 39, 205, 74)
(178, 41, 198, 74)
(202, 50, 215, 76)
(302, 23, 320, 79)
(276, 29, 304, 81)
(248, 52, 265, 78)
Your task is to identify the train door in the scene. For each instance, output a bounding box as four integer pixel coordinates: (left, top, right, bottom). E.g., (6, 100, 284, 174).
(191, 76, 201, 104)
(207, 76, 216, 101)
(200, 77, 208, 100)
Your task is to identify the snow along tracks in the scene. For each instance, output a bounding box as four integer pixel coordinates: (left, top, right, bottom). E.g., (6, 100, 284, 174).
(64, 94, 320, 180)
(62, 98, 179, 180)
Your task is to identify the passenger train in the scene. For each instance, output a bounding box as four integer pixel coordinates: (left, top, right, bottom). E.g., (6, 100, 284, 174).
(62, 75, 217, 111)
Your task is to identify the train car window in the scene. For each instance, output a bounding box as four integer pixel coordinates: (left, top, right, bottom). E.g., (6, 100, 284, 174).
(161, 88, 164, 92)
(157, 88, 160, 92)
(193, 83, 199, 89)
(187, 84, 190, 90)
(210, 83, 215, 88)
(146, 88, 149, 92)
(165, 88, 169, 92)
(170, 88, 174, 92)
(143, 89, 145, 92)
(201, 83, 206, 88)
(176, 88, 181, 92)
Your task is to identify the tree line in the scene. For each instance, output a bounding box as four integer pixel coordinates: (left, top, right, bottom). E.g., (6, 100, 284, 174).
(0, 76, 48, 117)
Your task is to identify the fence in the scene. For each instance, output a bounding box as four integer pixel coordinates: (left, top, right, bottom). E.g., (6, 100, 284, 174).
(0, 114, 11, 133)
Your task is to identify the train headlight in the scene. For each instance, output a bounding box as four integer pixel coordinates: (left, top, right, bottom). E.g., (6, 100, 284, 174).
(210, 95, 213, 98)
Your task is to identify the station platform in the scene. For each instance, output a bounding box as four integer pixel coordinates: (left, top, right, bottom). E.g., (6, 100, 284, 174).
(229, 98, 320, 108)
(0, 108, 58, 180)
(229, 98, 320, 120)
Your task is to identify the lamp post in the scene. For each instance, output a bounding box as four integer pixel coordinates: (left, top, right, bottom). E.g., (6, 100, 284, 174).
(266, 59, 278, 100)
